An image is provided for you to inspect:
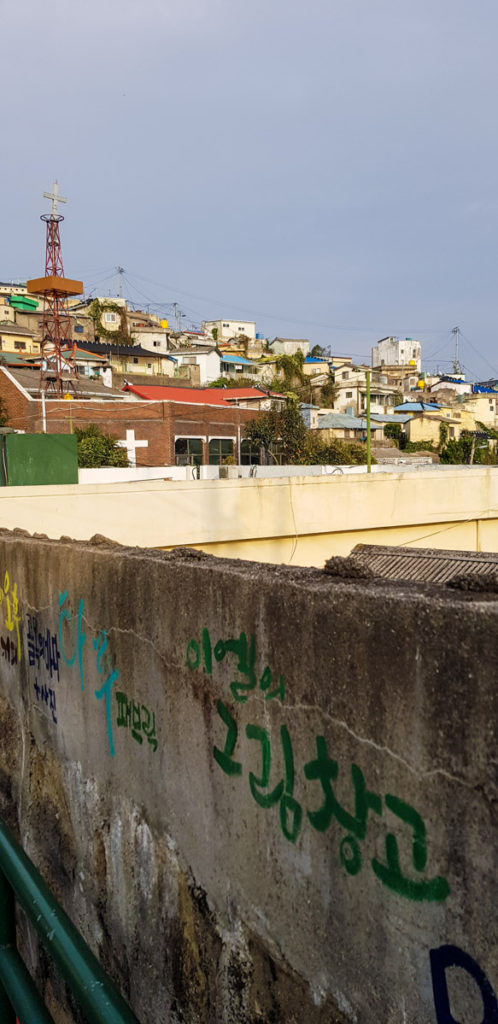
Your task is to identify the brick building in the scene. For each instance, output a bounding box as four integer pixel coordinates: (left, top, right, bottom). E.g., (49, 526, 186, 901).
(0, 367, 264, 467)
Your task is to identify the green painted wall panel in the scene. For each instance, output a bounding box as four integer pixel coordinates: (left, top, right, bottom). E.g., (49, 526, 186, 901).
(5, 434, 78, 486)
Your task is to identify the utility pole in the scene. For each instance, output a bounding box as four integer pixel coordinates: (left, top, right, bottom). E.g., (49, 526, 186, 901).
(451, 326, 461, 375)
(173, 302, 179, 331)
(366, 370, 371, 474)
(116, 267, 125, 299)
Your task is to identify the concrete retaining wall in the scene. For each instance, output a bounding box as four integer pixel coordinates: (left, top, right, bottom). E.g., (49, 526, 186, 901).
(0, 531, 496, 1022)
(0, 467, 498, 564)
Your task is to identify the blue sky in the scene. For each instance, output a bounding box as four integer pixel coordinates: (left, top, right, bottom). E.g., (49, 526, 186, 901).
(3, 0, 498, 378)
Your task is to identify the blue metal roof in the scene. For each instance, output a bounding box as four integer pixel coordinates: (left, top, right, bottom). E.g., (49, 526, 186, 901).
(370, 413, 412, 424)
(220, 354, 257, 366)
(316, 413, 382, 430)
(394, 402, 440, 412)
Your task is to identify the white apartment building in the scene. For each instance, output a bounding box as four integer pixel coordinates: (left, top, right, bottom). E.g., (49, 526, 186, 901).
(372, 336, 422, 373)
(202, 320, 256, 342)
(172, 347, 221, 385)
(333, 365, 399, 416)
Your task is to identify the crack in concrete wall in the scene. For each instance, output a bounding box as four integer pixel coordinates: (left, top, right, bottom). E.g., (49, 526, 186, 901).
(0, 532, 495, 1023)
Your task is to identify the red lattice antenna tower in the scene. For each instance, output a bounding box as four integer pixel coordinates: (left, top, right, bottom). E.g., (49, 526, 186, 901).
(27, 182, 83, 395)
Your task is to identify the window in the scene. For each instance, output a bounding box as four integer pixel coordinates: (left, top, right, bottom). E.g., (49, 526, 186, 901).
(345, 391, 353, 398)
(14, 342, 25, 350)
(104, 313, 117, 323)
(175, 437, 203, 466)
(223, 323, 229, 328)
(183, 356, 196, 365)
(240, 439, 259, 465)
(342, 371, 349, 380)
(209, 438, 234, 465)
(133, 358, 139, 364)
(449, 427, 455, 438)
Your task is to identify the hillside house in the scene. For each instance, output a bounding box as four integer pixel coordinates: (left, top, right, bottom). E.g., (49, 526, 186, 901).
(372, 336, 422, 373)
(314, 412, 384, 442)
(0, 368, 266, 467)
(332, 366, 398, 415)
(269, 337, 310, 358)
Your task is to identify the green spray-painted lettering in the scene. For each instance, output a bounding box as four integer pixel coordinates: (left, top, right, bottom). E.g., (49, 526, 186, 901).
(115, 691, 158, 752)
(213, 701, 242, 775)
(371, 795, 450, 901)
(213, 707, 449, 901)
(186, 628, 285, 704)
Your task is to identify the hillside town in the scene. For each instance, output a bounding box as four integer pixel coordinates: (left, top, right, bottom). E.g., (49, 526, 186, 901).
(3, 0, 498, 1013)
(1, 274, 497, 472)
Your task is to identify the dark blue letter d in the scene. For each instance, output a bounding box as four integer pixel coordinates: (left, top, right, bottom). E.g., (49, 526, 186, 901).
(430, 944, 498, 1023)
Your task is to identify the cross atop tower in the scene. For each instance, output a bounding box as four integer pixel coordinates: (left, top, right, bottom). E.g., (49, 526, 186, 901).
(43, 181, 67, 218)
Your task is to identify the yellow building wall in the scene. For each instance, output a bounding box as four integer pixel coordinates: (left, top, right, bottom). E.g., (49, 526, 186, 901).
(460, 394, 498, 428)
(407, 410, 476, 444)
(0, 468, 497, 565)
(405, 416, 442, 444)
(0, 334, 40, 354)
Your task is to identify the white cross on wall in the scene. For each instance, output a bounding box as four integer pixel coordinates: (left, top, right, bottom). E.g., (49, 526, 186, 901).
(43, 181, 67, 217)
(117, 429, 149, 468)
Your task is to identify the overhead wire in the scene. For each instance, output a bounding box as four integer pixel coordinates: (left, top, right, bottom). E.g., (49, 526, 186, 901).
(118, 269, 449, 337)
(459, 330, 498, 379)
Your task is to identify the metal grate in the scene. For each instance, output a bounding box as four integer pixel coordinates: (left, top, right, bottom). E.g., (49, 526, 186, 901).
(351, 544, 498, 583)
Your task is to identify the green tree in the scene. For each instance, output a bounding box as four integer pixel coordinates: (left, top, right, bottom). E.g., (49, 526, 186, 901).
(278, 400, 308, 461)
(244, 407, 284, 462)
(439, 431, 474, 464)
(319, 376, 339, 407)
(274, 352, 306, 392)
(244, 400, 372, 466)
(75, 424, 129, 468)
(0, 397, 9, 427)
(384, 422, 402, 446)
(208, 375, 260, 389)
(439, 421, 449, 451)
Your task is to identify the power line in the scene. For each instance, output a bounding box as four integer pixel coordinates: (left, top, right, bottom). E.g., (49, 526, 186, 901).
(114, 269, 450, 337)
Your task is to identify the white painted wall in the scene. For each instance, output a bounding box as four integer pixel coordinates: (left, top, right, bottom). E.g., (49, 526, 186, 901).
(202, 320, 256, 342)
(372, 337, 422, 372)
(173, 350, 221, 384)
(5, 466, 498, 566)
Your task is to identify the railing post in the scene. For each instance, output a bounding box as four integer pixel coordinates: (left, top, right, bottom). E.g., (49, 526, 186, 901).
(0, 868, 16, 1024)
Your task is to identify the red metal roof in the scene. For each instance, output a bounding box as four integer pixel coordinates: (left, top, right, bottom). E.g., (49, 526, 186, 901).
(123, 384, 231, 405)
(122, 384, 283, 404)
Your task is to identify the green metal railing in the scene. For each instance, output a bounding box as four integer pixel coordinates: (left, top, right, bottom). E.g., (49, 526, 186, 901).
(0, 817, 139, 1024)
